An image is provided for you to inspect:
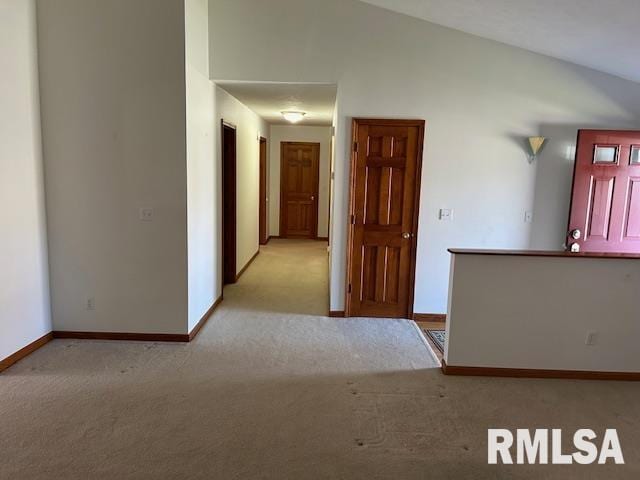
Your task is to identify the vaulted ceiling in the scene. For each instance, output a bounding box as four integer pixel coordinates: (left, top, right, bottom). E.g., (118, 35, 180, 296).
(359, 0, 640, 83)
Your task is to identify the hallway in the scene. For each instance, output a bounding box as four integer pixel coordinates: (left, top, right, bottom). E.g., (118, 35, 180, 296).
(225, 239, 331, 317)
(2, 240, 640, 479)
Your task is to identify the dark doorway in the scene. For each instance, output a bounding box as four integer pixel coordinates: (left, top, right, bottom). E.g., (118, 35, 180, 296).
(259, 137, 268, 245)
(222, 121, 237, 285)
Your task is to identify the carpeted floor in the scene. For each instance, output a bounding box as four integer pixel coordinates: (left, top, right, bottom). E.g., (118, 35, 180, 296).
(2, 239, 640, 479)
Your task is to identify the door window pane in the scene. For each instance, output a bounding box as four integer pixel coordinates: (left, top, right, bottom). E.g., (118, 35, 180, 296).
(593, 145, 619, 164)
(631, 146, 640, 165)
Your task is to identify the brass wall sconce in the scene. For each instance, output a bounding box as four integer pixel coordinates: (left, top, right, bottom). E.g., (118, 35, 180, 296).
(527, 136, 547, 163)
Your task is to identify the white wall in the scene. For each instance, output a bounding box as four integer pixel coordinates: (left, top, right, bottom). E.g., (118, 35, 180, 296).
(0, 0, 51, 361)
(268, 125, 332, 238)
(37, 0, 189, 334)
(186, 0, 217, 331)
(209, 0, 640, 314)
(445, 253, 640, 372)
(215, 86, 269, 274)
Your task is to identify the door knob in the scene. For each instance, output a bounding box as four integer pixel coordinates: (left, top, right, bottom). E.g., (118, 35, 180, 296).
(310, 196, 315, 201)
(402, 232, 411, 239)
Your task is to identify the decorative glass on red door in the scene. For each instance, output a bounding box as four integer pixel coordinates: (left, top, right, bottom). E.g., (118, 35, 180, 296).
(567, 130, 640, 253)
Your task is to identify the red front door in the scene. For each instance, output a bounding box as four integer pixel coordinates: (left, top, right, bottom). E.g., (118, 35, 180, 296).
(567, 130, 640, 253)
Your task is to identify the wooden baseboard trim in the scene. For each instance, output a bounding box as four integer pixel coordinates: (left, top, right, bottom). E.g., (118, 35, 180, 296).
(0, 332, 54, 373)
(328, 310, 345, 317)
(2, 296, 226, 373)
(52, 331, 190, 342)
(236, 249, 259, 281)
(412, 313, 446, 322)
(441, 359, 640, 381)
(188, 294, 223, 341)
(268, 235, 328, 242)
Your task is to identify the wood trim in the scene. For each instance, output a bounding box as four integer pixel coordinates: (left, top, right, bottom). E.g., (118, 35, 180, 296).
(188, 294, 224, 341)
(412, 313, 446, 322)
(448, 248, 640, 260)
(2, 296, 226, 373)
(441, 359, 640, 381)
(328, 310, 345, 317)
(345, 118, 426, 318)
(235, 249, 259, 282)
(279, 142, 320, 239)
(0, 332, 53, 373)
(407, 120, 426, 319)
(222, 120, 237, 285)
(269, 235, 327, 242)
(52, 331, 190, 342)
(350, 118, 428, 126)
(259, 136, 268, 245)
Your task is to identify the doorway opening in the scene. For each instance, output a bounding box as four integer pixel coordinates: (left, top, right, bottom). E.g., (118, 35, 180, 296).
(222, 121, 237, 285)
(215, 82, 337, 316)
(259, 136, 268, 245)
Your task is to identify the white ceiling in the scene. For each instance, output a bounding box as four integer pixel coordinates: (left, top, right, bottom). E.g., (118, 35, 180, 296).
(216, 82, 337, 126)
(359, 0, 640, 83)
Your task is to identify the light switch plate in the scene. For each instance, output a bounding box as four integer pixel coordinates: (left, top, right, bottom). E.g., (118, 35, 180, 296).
(86, 297, 96, 311)
(439, 208, 453, 221)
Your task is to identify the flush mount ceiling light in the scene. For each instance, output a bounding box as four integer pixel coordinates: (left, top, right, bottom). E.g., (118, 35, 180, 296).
(281, 111, 306, 123)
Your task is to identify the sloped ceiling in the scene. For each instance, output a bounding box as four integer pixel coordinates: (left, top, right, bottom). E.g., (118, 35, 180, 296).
(359, 0, 640, 83)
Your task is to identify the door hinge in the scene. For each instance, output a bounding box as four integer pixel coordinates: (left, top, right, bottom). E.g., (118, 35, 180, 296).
(348, 283, 352, 294)
(350, 214, 356, 225)
(353, 141, 358, 153)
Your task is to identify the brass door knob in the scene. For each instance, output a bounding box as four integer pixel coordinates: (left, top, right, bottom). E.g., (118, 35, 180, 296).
(402, 232, 411, 239)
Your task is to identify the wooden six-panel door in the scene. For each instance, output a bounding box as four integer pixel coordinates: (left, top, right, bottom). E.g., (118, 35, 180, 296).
(346, 119, 425, 318)
(567, 130, 640, 253)
(280, 142, 320, 239)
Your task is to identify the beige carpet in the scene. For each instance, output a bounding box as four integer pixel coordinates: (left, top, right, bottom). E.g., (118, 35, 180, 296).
(2, 239, 640, 479)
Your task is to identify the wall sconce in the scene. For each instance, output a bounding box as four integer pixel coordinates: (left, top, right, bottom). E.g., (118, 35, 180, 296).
(527, 136, 547, 163)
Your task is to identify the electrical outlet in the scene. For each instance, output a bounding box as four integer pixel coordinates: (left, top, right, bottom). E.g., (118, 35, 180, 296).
(586, 331, 598, 346)
(139, 207, 154, 222)
(86, 297, 96, 311)
(524, 210, 533, 223)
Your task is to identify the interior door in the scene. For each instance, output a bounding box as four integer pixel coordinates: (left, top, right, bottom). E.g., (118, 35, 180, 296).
(259, 137, 268, 245)
(279, 142, 319, 239)
(222, 122, 237, 284)
(567, 130, 640, 253)
(346, 119, 425, 318)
